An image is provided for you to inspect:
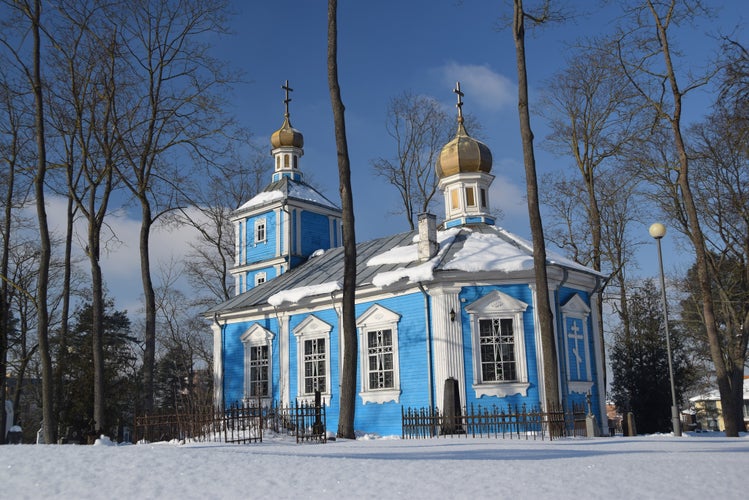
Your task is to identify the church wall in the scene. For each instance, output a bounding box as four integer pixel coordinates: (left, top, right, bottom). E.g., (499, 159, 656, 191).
(458, 284, 543, 410)
(299, 211, 332, 256)
(221, 316, 279, 406)
(287, 308, 340, 410)
(243, 211, 279, 265)
(351, 292, 431, 436)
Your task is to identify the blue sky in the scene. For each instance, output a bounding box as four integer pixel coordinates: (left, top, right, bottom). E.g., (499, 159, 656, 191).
(84, 0, 745, 312)
(208, 1, 744, 273)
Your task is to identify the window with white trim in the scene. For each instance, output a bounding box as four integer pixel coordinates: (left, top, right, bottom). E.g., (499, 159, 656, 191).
(356, 304, 401, 404)
(255, 272, 266, 286)
(478, 318, 517, 382)
(303, 338, 326, 393)
(293, 315, 332, 402)
(465, 186, 476, 207)
(241, 324, 274, 401)
(465, 290, 530, 398)
(255, 218, 266, 243)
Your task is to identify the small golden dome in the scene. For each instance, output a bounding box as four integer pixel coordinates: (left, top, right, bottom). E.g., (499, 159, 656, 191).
(270, 115, 304, 149)
(436, 121, 492, 178)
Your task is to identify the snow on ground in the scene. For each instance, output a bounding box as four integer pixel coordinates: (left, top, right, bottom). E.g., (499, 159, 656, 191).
(1, 432, 747, 499)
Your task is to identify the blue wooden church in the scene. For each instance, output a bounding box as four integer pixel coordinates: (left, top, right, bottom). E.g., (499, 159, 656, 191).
(206, 83, 607, 436)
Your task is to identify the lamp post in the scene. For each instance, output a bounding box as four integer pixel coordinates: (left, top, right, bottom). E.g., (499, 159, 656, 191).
(648, 222, 682, 437)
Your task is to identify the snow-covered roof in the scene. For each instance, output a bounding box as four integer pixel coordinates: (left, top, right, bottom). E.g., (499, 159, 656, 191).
(237, 190, 285, 211)
(207, 224, 604, 316)
(236, 177, 341, 213)
(689, 378, 749, 402)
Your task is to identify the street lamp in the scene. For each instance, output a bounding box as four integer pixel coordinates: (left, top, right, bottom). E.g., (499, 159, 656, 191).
(648, 222, 682, 437)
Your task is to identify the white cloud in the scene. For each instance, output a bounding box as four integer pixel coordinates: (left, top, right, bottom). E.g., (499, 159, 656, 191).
(489, 171, 527, 216)
(33, 195, 203, 313)
(438, 62, 516, 111)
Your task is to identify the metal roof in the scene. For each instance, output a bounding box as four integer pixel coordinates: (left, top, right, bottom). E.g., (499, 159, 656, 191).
(205, 224, 604, 316)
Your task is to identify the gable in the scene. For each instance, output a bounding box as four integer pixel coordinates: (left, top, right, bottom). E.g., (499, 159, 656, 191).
(356, 303, 401, 328)
(464, 289, 528, 315)
(240, 323, 275, 344)
(561, 294, 590, 316)
(293, 315, 333, 337)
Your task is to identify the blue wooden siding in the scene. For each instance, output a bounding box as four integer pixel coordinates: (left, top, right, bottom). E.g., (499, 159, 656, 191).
(350, 293, 430, 436)
(221, 317, 279, 405)
(300, 211, 332, 256)
(220, 284, 602, 435)
(244, 211, 278, 264)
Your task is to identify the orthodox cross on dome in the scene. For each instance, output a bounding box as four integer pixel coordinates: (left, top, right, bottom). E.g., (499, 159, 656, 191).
(453, 81, 464, 123)
(282, 79, 293, 117)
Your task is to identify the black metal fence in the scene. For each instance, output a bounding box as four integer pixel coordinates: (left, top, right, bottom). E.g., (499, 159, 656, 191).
(401, 403, 587, 441)
(134, 397, 327, 445)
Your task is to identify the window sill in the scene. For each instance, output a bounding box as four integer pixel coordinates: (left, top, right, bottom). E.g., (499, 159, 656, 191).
(568, 381, 593, 395)
(359, 388, 401, 405)
(473, 382, 530, 398)
(242, 397, 272, 407)
(296, 393, 331, 406)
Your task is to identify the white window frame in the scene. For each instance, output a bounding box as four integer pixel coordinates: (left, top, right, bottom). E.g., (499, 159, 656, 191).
(561, 294, 593, 394)
(465, 290, 530, 398)
(241, 324, 275, 403)
(293, 315, 332, 404)
(255, 272, 266, 286)
(255, 218, 266, 244)
(356, 304, 401, 404)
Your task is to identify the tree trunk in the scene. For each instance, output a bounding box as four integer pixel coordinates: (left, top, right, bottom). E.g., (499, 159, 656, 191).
(512, 0, 560, 412)
(140, 203, 156, 414)
(54, 194, 75, 438)
(30, 0, 56, 444)
(89, 227, 106, 434)
(328, 0, 357, 439)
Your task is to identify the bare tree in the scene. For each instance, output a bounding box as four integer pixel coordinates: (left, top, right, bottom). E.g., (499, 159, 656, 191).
(511, 0, 560, 413)
(685, 98, 749, 431)
(539, 40, 644, 389)
(51, 6, 120, 435)
(614, 0, 743, 436)
(0, 0, 58, 444)
(328, 0, 357, 439)
(111, 0, 234, 414)
(0, 61, 35, 443)
(372, 92, 451, 229)
(177, 141, 267, 307)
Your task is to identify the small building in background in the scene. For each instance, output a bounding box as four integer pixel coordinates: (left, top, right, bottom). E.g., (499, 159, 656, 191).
(689, 377, 749, 432)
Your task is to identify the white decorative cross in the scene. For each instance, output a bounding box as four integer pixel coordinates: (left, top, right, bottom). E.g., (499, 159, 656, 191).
(568, 321, 584, 376)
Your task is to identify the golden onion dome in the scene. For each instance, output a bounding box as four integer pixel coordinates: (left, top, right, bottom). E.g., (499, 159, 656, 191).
(436, 121, 492, 178)
(270, 115, 304, 149)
